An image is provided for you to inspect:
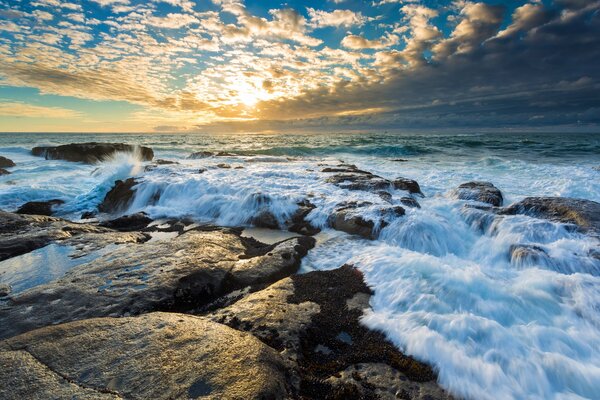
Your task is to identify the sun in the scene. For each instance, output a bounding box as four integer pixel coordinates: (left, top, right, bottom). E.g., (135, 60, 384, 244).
(237, 90, 259, 107)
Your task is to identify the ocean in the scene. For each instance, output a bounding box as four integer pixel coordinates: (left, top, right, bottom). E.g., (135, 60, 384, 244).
(1, 131, 600, 399)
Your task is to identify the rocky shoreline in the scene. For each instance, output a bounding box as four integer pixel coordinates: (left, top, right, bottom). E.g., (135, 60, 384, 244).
(1, 143, 599, 399)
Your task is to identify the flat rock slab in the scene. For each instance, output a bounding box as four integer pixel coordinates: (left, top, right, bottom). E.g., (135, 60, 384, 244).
(0, 312, 287, 400)
(0, 230, 314, 339)
(0, 211, 148, 262)
(32, 142, 153, 163)
(500, 197, 600, 235)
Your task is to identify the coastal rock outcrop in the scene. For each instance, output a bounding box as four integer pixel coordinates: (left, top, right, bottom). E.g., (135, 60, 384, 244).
(99, 212, 153, 231)
(0, 230, 315, 339)
(328, 201, 405, 239)
(393, 178, 423, 196)
(0, 156, 15, 168)
(0, 211, 147, 262)
(188, 151, 237, 159)
(0, 312, 288, 400)
(210, 265, 452, 399)
(98, 178, 138, 213)
(16, 199, 65, 216)
(0, 168, 11, 175)
(500, 197, 600, 235)
(454, 181, 503, 206)
(32, 143, 153, 163)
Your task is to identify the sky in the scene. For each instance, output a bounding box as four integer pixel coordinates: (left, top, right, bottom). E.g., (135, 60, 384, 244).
(0, 0, 598, 133)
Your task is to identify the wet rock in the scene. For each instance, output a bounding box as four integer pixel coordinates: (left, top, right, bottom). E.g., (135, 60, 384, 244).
(0, 168, 10, 175)
(188, 151, 236, 159)
(0, 231, 315, 339)
(288, 200, 321, 236)
(210, 265, 450, 399)
(216, 163, 231, 169)
(0, 211, 148, 262)
(31, 143, 153, 164)
(500, 197, 600, 235)
(99, 212, 153, 232)
(252, 210, 279, 229)
(0, 284, 11, 297)
(0, 312, 288, 399)
(98, 178, 137, 213)
(16, 199, 65, 216)
(326, 173, 391, 192)
(454, 181, 503, 206)
(378, 191, 393, 203)
(460, 205, 497, 233)
(154, 159, 178, 165)
(509, 244, 549, 266)
(393, 178, 423, 197)
(328, 204, 376, 239)
(80, 211, 96, 219)
(0, 156, 15, 168)
(400, 197, 420, 208)
(391, 158, 409, 162)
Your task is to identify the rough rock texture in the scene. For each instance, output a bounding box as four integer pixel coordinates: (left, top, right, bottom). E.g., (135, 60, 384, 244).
(287, 200, 321, 236)
(0, 230, 315, 339)
(31, 143, 153, 164)
(16, 199, 65, 216)
(210, 265, 452, 399)
(393, 178, 423, 197)
(99, 212, 153, 232)
(98, 178, 138, 213)
(509, 244, 549, 266)
(454, 181, 503, 206)
(0, 312, 288, 400)
(0, 211, 148, 262)
(328, 202, 404, 239)
(0, 155, 15, 168)
(0, 168, 10, 175)
(500, 197, 600, 235)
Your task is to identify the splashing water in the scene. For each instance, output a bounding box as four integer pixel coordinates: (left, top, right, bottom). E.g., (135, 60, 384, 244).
(1, 132, 600, 399)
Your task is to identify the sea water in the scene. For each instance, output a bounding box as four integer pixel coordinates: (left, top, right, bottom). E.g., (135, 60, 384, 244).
(1, 131, 599, 399)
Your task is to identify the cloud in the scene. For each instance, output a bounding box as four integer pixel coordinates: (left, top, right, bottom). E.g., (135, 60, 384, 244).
(341, 32, 399, 49)
(0, 102, 82, 119)
(307, 8, 371, 28)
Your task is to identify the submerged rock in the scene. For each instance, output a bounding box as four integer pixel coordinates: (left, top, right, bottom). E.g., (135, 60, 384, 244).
(454, 181, 503, 206)
(500, 197, 600, 235)
(98, 178, 137, 213)
(210, 265, 451, 399)
(400, 197, 421, 208)
(16, 199, 65, 216)
(32, 143, 153, 164)
(0, 156, 15, 168)
(0, 312, 287, 400)
(0, 168, 11, 175)
(0, 230, 315, 339)
(509, 244, 549, 266)
(288, 200, 321, 236)
(188, 151, 237, 159)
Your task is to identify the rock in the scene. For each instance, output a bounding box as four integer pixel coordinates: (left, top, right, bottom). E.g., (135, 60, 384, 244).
(500, 197, 600, 235)
(216, 163, 231, 169)
(252, 210, 279, 229)
(16, 199, 65, 216)
(154, 159, 178, 165)
(210, 265, 451, 399)
(378, 191, 393, 203)
(0, 211, 148, 262)
(400, 197, 420, 208)
(0, 284, 11, 297)
(393, 178, 423, 197)
(0, 168, 10, 175)
(288, 200, 321, 236)
(0, 155, 15, 168)
(0, 312, 288, 399)
(326, 173, 391, 192)
(98, 178, 137, 213)
(31, 143, 153, 164)
(327, 202, 403, 239)
(0, 230, 315, 339)
(328, 203, 375, 239)
(454, 181, 503, 206)
(391, 158, 409, 162)
(99, 212, 153, 232)
(81, 211, 96, 219)
(509, 244, 549, 266)
(188, 151, 236, 159)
